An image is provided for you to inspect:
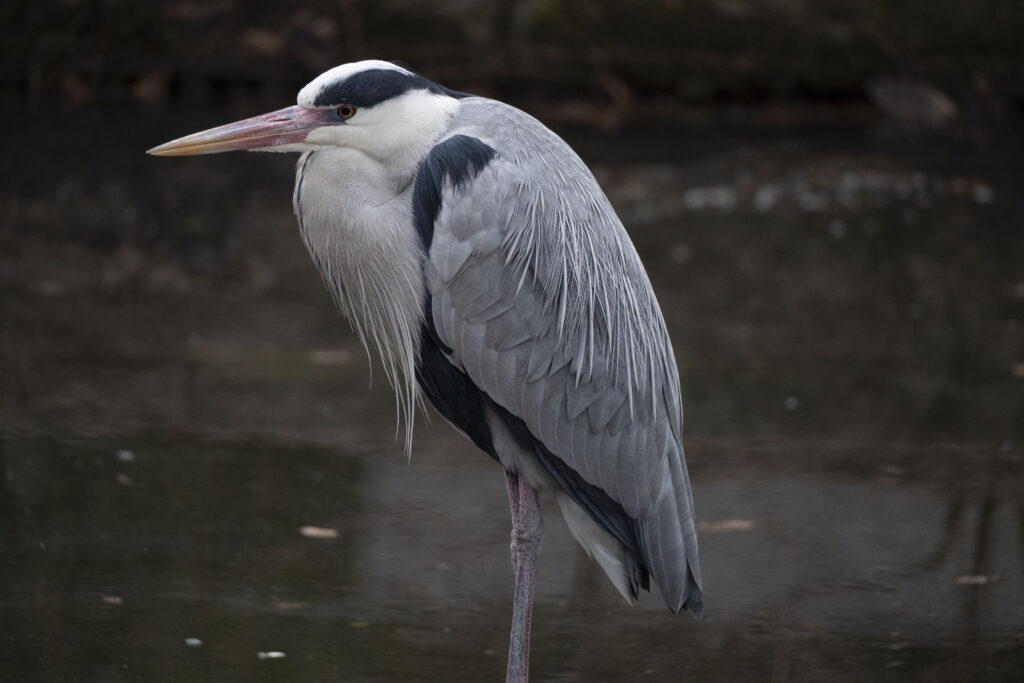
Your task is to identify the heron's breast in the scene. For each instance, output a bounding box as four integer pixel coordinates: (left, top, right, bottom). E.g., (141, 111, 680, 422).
(293, 149, 426, 360)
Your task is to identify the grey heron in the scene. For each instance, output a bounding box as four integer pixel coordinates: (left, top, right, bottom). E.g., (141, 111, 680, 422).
(149, 60, 702, 682)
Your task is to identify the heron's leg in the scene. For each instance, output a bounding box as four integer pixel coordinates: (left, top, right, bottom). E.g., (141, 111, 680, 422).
(505, 471, 543, 683)
(504, 471, 521, 573)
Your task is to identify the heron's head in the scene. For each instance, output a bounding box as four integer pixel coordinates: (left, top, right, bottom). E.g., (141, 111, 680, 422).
(148, 60, 462, 164)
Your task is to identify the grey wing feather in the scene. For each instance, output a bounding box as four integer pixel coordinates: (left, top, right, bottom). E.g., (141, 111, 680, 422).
(426, 98, 702, 615)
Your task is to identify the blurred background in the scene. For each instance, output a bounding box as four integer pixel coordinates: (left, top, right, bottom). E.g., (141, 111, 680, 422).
(2, 1, 1022, 681)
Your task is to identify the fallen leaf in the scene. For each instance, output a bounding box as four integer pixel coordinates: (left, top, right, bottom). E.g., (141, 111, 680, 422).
(299, 525, 339, 539)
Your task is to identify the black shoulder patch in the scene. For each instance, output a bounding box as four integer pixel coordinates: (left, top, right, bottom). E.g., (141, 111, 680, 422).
(412, 135, 496, 251)
(313, 69, 471, 108)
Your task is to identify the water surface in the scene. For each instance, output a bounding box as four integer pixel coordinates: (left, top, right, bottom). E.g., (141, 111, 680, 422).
(1, 105, 1022, 681)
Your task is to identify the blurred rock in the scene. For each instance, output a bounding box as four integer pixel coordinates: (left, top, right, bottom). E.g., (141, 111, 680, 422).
(132, 71, 170, 107)
(971, 183, 994, 205)
(100, 245, 147, 290)
(162, 0, 238, 22)
(145, 262, 193, 293)
(242, 28, 284, 57)
(31, 280, 66, 297)
(239, 251, 276, 292)
(60, 73, 93, 108)
(682, 186, 737, 211)
(100, 246, 194, 292)
(866, 77, 958, 128)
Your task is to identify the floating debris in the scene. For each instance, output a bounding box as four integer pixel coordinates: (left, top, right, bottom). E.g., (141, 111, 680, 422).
(115, 473, 135, 487)
(257, 651, 286, 660)
(115, 449, 136, 462)
(185, 638, 202, 647)
(101, 595, 123, 605)
(299, 525, 339, 539)
(349, 621, 369, 629)
(698, 519, 756, 533)
(954, 574, 992, 586)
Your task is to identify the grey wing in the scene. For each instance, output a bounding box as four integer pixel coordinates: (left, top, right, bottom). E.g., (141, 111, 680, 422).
(423, 105, 702, 615)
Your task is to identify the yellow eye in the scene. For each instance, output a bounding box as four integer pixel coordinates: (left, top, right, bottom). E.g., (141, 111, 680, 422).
(337, 105, 356, 119)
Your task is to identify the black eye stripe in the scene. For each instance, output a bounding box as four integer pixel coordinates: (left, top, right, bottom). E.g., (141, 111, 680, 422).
(314, 70, 419, 108)
(313, 69, 468, 108)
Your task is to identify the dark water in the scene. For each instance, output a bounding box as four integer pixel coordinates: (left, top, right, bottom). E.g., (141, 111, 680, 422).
(1, 105, 1022, 681)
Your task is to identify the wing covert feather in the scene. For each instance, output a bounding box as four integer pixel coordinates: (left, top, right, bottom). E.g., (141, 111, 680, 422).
(428, 161, 675, 518)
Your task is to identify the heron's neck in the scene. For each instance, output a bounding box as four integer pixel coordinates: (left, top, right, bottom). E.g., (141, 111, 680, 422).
(293, 148, 425, 453)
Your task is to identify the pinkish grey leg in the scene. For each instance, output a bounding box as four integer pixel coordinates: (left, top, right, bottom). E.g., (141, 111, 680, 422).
(504, 471, 543, 683)
(505, 472, 521, 573)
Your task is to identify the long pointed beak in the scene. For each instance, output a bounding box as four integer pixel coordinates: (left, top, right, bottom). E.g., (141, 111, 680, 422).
(147, 105, 333, 156)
